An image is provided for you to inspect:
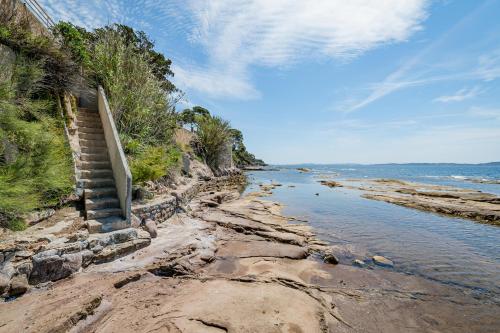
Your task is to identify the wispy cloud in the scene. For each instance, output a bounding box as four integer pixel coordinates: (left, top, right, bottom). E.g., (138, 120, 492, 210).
(468, 106, 500, 121)
(433, 86, 482, 103)
(341, 1, 494, 112)
(39, 0, 430, 99)
(175, 0, 429, 99)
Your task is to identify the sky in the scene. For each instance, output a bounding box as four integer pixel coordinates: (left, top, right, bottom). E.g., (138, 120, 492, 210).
(39, 0, 500, 164)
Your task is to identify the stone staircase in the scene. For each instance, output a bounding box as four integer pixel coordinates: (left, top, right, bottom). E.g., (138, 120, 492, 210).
(77, 107, 127, 232)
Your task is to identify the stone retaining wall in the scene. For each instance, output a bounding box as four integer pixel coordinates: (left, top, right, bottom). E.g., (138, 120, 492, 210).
(132, 173, 243, 223)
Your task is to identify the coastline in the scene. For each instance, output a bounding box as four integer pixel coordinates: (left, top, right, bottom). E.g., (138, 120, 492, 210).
(1, 175, 499, 332)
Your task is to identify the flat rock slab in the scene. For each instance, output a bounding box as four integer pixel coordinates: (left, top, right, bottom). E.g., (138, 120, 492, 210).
(216, 240, 308, 259)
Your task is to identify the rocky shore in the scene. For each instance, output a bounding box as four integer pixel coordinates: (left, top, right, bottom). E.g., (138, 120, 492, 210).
(348, 179, 500, 225)
(1, 175, 499, 332)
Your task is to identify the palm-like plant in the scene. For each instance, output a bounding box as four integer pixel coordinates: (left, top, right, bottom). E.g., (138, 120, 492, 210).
(196, 115, 231, 171)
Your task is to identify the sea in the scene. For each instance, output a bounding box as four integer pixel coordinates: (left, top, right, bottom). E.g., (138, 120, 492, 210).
(244, 163, 500, 301)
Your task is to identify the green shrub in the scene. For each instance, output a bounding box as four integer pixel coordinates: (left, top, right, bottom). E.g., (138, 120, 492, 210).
(130, 146, 181, 184)
(0, 54, 74, 230)
(52, 22, 90, 65)
(196, 115, 231, 171)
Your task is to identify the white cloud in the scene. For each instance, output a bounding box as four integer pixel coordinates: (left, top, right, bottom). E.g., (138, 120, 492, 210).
(39, 0, 430, 99)
(433, 86, 482, 103)
(172, 64, 260, 100)
(468, 106, 500, 121)
(341, 1, 494, 112)
(176, 0, 428, 98)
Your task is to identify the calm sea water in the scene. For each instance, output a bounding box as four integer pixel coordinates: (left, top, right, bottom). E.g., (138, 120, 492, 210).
(245, 164, 500, 301)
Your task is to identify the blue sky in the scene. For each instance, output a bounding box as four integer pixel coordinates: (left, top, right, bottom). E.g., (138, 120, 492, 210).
(40, 0, 500, 164)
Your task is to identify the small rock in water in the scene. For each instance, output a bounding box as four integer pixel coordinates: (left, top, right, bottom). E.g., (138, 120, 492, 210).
(372, 255, 394, 267)
(323, 254, 339, 265)
(315, 193, 319, 196)
(353, 259, 365, 267)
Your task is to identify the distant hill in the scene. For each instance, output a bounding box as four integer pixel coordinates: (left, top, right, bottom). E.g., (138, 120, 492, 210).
(478, 162, 500, 166)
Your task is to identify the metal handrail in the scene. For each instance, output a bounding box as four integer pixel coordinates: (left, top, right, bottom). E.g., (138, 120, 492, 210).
(22, 0, 55, 29)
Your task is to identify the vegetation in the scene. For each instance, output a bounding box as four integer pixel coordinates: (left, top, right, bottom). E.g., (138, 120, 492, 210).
(0, 23, 75, 230)
(54, 22, 180, 183)
(229, 129, 266, 167)
(195, 115, 232, 171)
(0, 14, 262, 230)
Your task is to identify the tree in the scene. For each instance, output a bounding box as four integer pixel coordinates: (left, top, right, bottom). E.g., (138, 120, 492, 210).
(179, 106, 211, 132)
(196, 115, 231, 171)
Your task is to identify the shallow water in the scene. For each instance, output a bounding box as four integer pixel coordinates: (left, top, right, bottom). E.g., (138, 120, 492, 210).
(245, 164, 500, 301)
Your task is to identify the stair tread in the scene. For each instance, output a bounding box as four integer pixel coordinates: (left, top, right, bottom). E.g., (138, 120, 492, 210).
(87, 208, 123, 219)
(90, 216, 128, 233)
(85, 187, 117, 194)
(81, 161, 111, 170)
(79, 139, 106, 145)
(77, 122, 103, 128)
(88, 206, 121, 211)
(86, 196, 119, 203)
(82, 177, 115, 182)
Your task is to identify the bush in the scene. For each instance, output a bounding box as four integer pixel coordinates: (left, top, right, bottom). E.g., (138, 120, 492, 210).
(0, 55, 74, 230)
(196, 115, 231, 171)
(130, 146, 181, 184)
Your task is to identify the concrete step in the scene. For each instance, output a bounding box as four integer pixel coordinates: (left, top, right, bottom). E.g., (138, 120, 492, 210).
(87, 216, 128, 233)
(100, 217, 129, 233)
(85, 197, 120, 210)
(81, 152, 109, 162)
(78, 107, 97, 111)
(76, 112, 101, 122)
(81, 146, 108, 154)
(77, 110, 99, 116)
(82, 178, 115, 188)
(81, 168, 113, 178)
(76, 120, 102, 128)
(81, 160, 111, 170)
(79, 127, 104, 134)
(87, 208, 123, 220)
(79, 139, 107, 148)
(84, 187, 118, 199)
(79, 132, 105, 141)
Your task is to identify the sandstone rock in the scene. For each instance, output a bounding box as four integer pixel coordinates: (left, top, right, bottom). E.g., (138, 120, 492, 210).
(114, 273, 141, 288)
(15, 260, 33, 276)
(372, 255, 394, 267)
(25, 209, 56, 225)
(93, 238, 151, 264)
(319, 180, 343, 188)
(67, 230, 89, 242)
(182, 153, 191, 175)
(81, 250, 94, 267)
(144, 219, 158, 239)
(130, 213, 141, 228)
(8, 274, 29, 296)
(86, 220, 102, 233)
(0, 273, 10, 295)
(323, 254, 339, 265)
(89, 228, 138, 248)
(134, 186, 154, 200)
(297, 167, 311, 172)
(29, 250, 84, 284)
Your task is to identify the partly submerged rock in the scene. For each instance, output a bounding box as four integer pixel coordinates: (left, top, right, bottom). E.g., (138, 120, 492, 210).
(323, 254, 339, 265)
(372, 255, 394, 267)
(297, 167, 311, 173)
(353, 259, 365, 267)
(319, 180, 343, 188)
